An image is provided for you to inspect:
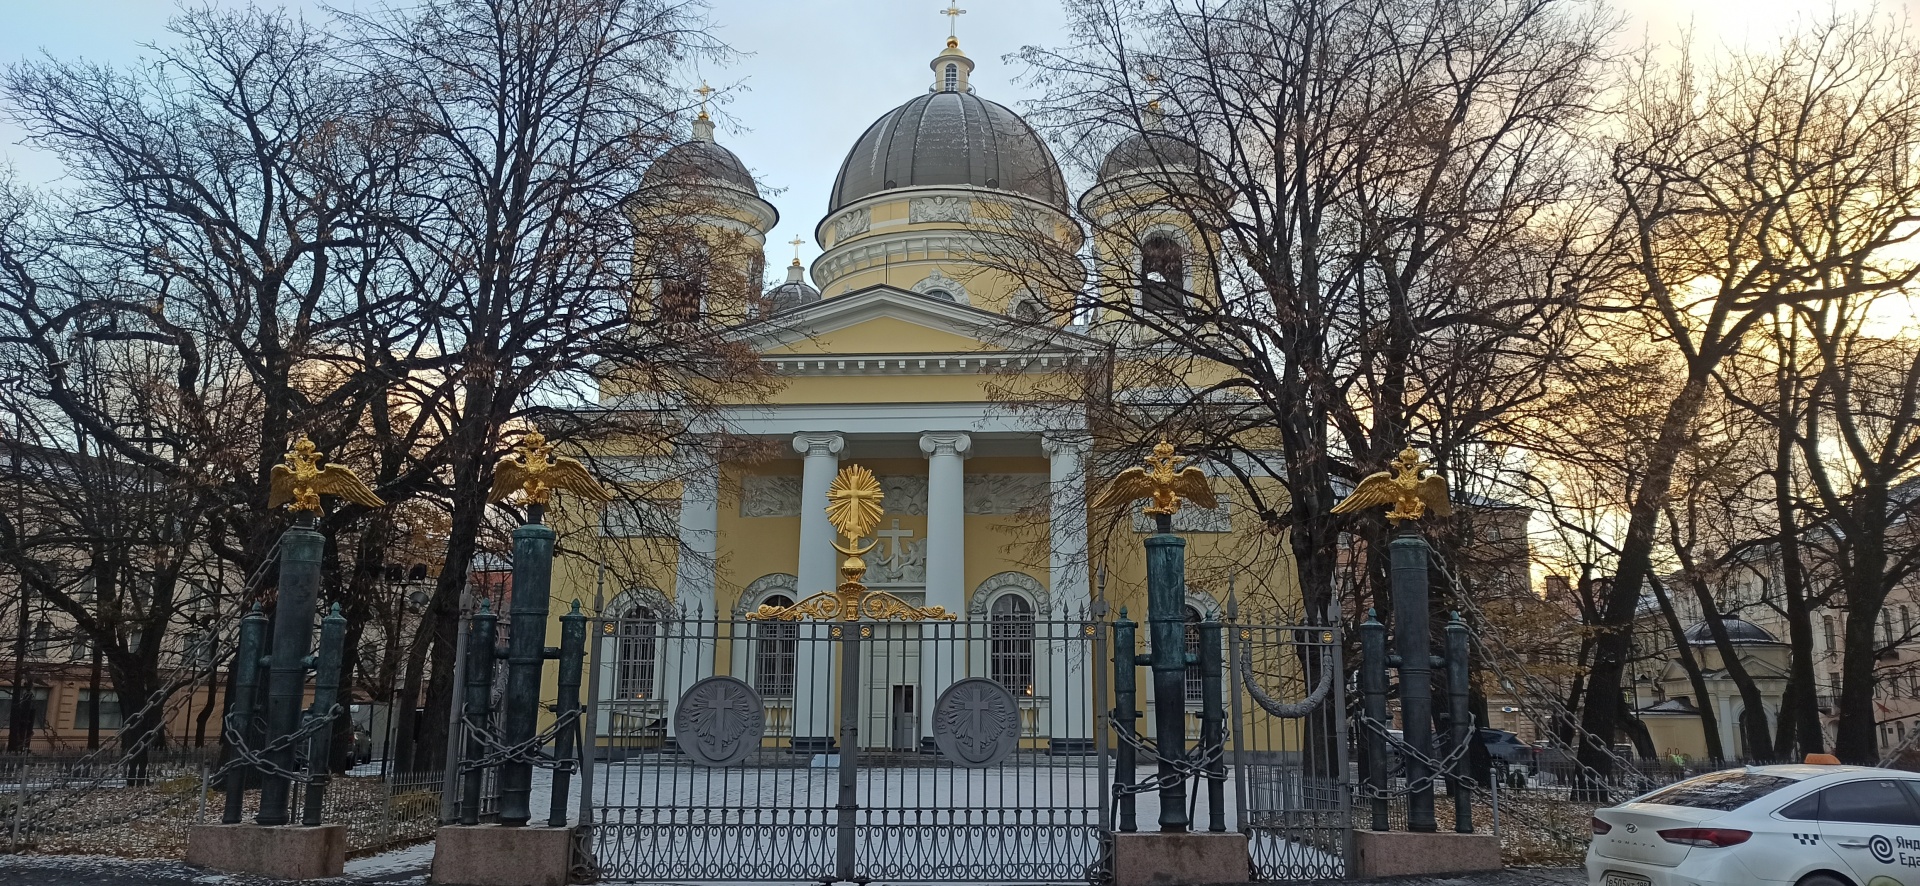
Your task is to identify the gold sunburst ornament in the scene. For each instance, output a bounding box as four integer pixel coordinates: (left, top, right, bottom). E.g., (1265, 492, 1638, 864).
(1331, 447, 1452, 525)
(268, 435, 386, 514)
(749, 464, 956, 623)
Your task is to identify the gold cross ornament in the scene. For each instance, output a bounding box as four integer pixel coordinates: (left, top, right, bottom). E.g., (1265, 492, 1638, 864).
(695, 81, 714, 120)
(941, 3, 966, 38)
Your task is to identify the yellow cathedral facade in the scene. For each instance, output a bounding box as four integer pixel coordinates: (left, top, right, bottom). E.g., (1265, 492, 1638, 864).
(547, 33, 1301, 754)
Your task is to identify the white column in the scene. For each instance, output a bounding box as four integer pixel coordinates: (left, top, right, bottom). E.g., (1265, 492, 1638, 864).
(1043, 432, 1092, 745)
(792, 432, 843, 744)
(665, 452, 719, 740)
(919, 431, 971, 744)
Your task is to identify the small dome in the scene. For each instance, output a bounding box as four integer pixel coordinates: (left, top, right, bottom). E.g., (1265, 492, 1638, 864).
(765, 262, 820, 314)
(643, 119, 759, 196)
(830, 90, 1069, 213)
(1682, 616, 1778, 646)
(1099, 131, 1205, 181)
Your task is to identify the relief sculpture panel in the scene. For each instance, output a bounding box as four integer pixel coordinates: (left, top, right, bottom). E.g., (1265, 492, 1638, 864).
(964, 474, 1048, 515)
(740, 475, 802, 518)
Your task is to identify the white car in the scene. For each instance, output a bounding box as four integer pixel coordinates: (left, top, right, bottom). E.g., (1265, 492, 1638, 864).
(1588, 760, 1920, 886)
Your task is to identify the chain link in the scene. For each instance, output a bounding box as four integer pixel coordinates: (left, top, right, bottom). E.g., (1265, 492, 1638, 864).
(213, 704, 344, 785)
(1351, 713, 1473, 799)
(456, 710, 581, 775)
(1106, 713, 1225, 798)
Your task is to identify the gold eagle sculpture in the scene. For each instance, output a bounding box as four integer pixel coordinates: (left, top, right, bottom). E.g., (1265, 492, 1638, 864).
(268, 435, 386, 514)
(1332, 447, 1452, 525)
(487, 428, 613, 506)
(1094, 438, 1218, 517)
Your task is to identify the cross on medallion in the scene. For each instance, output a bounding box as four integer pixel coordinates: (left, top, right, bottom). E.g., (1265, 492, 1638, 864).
(695, 81, 714, 119)
(940, 3, 966, 38)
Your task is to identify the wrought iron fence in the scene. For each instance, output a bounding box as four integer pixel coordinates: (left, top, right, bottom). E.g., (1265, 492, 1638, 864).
(578, 611, 1107, 884)
(1227, 622, 1349, 881)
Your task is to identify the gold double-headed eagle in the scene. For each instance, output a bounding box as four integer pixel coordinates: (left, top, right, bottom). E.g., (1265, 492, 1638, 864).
(1093, 438, 1218, 517)
(749, 464, 955, 622)
(487, 428, 613, 505)
(1331, 447, 1451, 524)
(268, 435, 385, 514)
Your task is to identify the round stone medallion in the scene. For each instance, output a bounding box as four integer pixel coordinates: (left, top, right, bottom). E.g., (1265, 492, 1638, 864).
(932, 677, 1022, 768)
(673, 676, 766, 767)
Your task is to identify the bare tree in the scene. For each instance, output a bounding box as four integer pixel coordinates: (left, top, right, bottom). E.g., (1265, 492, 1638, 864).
(1008, 0, 1613, 624)
(1576, 14, 1920, 770)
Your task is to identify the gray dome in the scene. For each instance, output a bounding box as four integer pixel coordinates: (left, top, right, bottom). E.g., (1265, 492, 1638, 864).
(764, 263, 820, 315)
(1683, 616, 1778, 646)
(643, 137, 759, 196)
(830, 92, 1068, 213)
(1099, 131, 1205, 181)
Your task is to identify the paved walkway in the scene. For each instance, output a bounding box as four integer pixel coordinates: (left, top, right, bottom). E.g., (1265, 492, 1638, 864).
(0, 851, 1583, 886)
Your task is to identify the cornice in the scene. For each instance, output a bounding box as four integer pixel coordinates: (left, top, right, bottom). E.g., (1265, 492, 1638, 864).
(764, 351, 1100, 377)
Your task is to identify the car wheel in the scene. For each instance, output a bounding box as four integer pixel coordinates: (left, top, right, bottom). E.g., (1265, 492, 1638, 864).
(1796, 873, 1854, 886)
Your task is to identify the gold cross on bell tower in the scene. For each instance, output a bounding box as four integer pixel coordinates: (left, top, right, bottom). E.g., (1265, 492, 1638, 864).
(941, 2, 966, 39)
(695, 81, 714, 120)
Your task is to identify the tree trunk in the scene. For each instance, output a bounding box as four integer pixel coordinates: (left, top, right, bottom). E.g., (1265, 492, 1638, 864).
(1579, 373, 1710, 784)
(1649, 576, 1724, 762)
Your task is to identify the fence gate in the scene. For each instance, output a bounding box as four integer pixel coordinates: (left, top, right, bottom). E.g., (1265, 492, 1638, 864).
(1226, 621, 1351, 880)
(581, 608, 1108, 884)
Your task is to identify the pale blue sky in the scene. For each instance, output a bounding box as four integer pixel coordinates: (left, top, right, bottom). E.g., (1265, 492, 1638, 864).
(0, 0, 1909, 274)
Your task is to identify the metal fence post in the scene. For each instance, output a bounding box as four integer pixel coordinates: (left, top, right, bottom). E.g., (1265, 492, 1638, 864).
(223, 605, 268, 824)
(1113, 608, 1138, 833)
(833, 620, 862, 884)
(1198, 615, 1226, 833)
(379, 776, 394, 849)
(1359, 610, 1389, 832)
(548, 601, 586, 828)
(459, 601, 499, 826)
(302, 604, 347, 826)
(1445, 613, 1473, 834)
(13, 760, 25, 851)
(438, 591, 472, 825)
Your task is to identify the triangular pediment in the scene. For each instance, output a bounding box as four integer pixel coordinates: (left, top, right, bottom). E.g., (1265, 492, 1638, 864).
(739, 285, 1100, 358)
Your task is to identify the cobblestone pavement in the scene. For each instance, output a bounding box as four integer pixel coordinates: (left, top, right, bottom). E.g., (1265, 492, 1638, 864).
(0, 852, 1584, 886)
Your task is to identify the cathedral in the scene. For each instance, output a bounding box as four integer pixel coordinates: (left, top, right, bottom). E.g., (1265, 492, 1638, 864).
(547, 30, 1298, 753)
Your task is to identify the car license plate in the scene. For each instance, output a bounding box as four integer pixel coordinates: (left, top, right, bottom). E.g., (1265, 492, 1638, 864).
(1603, 874, 1651, 886)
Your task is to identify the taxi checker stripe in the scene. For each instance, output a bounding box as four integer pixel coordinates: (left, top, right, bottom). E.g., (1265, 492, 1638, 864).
(1793, 833, 1821, 844)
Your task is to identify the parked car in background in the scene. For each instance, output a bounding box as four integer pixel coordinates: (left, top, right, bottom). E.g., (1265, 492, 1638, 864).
(1481, 728, 1536, 771)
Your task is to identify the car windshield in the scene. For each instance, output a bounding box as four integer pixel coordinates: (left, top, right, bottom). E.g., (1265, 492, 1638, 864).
(1636, 769, 1800, 812)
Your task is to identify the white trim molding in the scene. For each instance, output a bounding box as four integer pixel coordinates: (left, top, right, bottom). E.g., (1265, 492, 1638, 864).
(969, 571, 1049, 617)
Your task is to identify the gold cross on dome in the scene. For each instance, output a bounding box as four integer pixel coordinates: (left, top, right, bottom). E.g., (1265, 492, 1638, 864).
(941, 3, 966, 38)
(789, 236, 806, 264)
(695, 81, 714, 119)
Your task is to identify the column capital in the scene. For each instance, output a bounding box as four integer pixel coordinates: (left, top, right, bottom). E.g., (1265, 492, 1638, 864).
(1040, 431, 1090, 460)
(792, 432, 845, 457)
(918, 431, 972, 459)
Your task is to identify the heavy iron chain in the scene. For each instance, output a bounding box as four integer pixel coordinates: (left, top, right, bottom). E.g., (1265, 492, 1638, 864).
(1105, 712, 1226, 798)
(1429, 553, 1656, 801)
(213, 704, 344, 785)
(456, 710, 581, 775)
(1351, 713, 1474, 800)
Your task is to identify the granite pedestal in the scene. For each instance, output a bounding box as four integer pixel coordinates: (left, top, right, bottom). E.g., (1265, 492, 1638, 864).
(431, 824, 572, 886)
(1112, 831, 1250, 886)
(1351, 829, 1502, 878)
(186, 823, 346, 880)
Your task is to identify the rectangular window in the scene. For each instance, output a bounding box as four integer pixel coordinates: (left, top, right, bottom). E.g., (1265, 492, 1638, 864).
(1823, 616, 1836, 649)
(74, 689, 122, 731)
(752, 623, 797, 699)
(0, 688, 50, 730)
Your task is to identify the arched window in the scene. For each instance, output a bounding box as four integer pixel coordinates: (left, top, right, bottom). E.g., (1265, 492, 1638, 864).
(944, 63, 959, 92)
(1140, 234, 1187, 313)
(1012, 298, 1045, 323)
(656, 236, 709, 323)
(754, 594, 797, 698)
(989, 595, 1036, 695)
(921, 288, 955, 302)
(1183, 605, 1204, 703)
(616, 606, 658, 700)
